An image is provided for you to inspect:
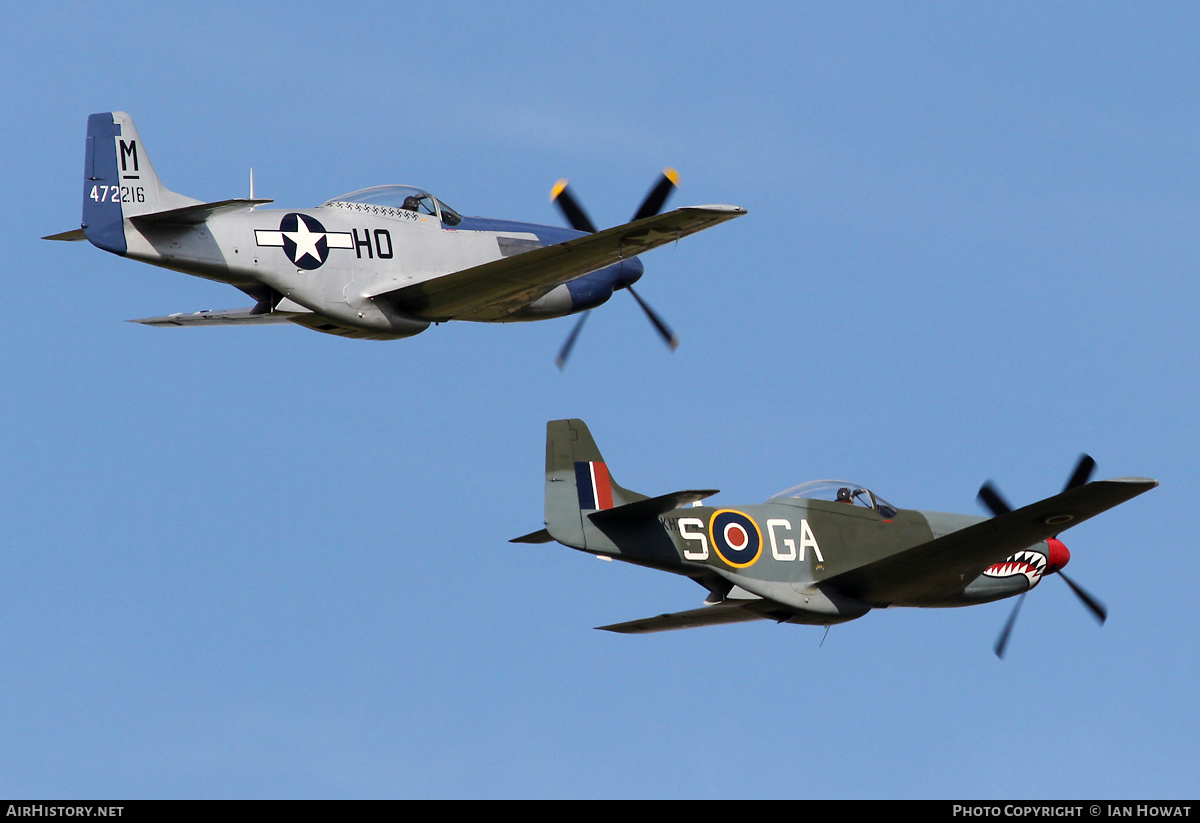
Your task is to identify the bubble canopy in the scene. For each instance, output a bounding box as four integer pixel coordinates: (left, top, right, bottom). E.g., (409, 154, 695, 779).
(324, 185, 462, 225)
(770, 480, 898, 518)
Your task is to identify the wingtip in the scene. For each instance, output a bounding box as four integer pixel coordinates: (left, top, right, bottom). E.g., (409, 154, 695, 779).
(1107, 476, 1159, 488)
(688, 204, 747, 214)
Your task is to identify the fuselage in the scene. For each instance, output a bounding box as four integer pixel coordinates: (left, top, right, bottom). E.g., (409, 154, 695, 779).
(574, 494, 1050, 619)
(118, 195, 644, 339)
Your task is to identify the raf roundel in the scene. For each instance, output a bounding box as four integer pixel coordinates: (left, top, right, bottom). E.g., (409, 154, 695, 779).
(709, 509, 763, 568)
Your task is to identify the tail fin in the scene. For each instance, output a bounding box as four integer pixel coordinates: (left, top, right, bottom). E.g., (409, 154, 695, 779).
(81, 112, 199, 254)
(544, 419, 647, 548)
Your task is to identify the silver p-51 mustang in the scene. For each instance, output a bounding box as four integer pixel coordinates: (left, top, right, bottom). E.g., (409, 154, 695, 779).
(47, 113, 745, 359)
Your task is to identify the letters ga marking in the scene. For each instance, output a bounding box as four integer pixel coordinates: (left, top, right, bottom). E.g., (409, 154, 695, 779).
(678, 516, 823, 564)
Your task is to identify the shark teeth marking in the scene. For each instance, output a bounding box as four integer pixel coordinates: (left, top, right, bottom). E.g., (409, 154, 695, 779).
(982, 549, 1047, 584)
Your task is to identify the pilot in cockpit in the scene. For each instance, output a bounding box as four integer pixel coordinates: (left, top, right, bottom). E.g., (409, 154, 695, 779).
(836, 487, 855, 504)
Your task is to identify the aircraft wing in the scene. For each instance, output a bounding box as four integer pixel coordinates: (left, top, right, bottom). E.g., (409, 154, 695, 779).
(128, 307, 303, 327)
(597, 602, 769, 634)
(824, 477, 1158, 605)
(372, 204, 746, 321)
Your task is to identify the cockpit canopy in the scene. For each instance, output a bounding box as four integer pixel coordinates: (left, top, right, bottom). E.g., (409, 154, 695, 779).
(771, 480, 898, 518)
(323, 185, 462, 226)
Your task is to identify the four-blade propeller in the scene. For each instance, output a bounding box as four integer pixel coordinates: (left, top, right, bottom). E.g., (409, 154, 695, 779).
(551, 169, 681, 369)
(977, 454, 1108, 659)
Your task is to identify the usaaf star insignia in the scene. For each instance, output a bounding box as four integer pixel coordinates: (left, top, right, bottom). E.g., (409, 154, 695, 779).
(254, 213, 353, 269)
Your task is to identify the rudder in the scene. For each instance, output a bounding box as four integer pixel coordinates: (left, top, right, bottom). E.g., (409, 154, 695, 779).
(544, 419, 646, 548)
(81, 112, 198, 254)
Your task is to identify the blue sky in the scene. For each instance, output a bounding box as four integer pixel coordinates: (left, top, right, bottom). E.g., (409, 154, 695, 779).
(3, 2, 1197, 798)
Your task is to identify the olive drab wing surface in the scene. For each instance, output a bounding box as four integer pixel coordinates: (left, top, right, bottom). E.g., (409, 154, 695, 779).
(46, 113, 745, 363)
(512, 420, 1158, 657)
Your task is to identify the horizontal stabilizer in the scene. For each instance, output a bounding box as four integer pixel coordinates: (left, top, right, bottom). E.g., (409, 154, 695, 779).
(510, 528, 554, 544)
(43, 228, 87, 242)
(129, 307, 304, 327)
(129, 198, 274, 226)
(598, 602, 767, 634)
(588, 489, 719, 523)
